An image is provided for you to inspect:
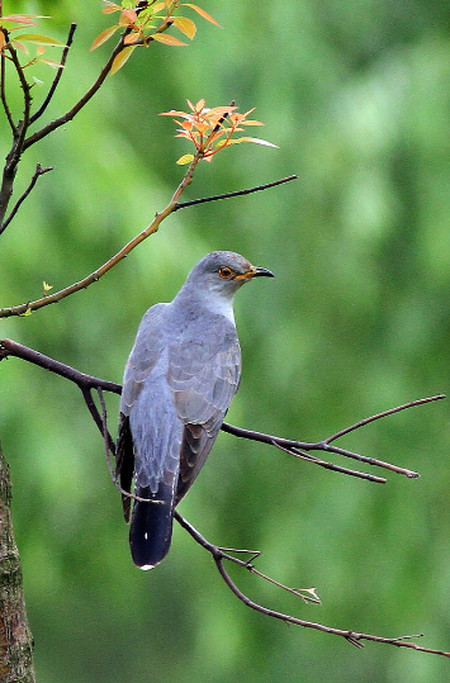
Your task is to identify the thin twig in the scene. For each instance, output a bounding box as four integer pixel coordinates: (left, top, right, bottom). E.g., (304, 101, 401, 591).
(0, 164, 53, 235)
(326, 395, 446, 442)
(173, 175, 298, 211)
(272, 440, 387, 483)
(29, 23, 77, 125)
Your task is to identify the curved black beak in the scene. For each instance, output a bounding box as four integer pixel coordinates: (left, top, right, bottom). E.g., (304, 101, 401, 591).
(253, 266, 275, 278)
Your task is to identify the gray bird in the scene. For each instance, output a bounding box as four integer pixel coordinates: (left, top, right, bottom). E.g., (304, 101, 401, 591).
(116, 251, 274, 569)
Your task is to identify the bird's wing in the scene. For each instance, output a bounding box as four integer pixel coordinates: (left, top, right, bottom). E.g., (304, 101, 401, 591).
(166, 315, 242, 502)
(116, 302, 170, 519)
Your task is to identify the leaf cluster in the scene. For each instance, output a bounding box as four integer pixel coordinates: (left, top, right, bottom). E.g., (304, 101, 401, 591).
(0, 13, 65, 70)
(91, 0, 219, 74)
(160, 98, 278, 164)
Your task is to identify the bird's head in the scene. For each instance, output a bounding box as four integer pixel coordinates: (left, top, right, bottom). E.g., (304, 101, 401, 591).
(186, 251, 274, 297)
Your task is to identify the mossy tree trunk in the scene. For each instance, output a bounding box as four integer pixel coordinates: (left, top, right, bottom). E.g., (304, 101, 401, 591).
(0, 444, 35, 683)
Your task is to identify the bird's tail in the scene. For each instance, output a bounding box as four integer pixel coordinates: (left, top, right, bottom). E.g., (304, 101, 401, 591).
(129, 485, 174, 570)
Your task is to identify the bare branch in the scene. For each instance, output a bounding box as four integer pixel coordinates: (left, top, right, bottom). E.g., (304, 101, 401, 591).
(175, 511, 450, 657)
(0, 164, 53, 235)
(173, 175, 298, 211)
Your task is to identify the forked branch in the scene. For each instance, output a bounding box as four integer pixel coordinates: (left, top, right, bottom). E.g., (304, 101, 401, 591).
(174, 511, 450, 657)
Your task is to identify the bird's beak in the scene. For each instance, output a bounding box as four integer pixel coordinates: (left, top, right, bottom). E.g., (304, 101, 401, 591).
(252, 266, 275, 278)
(234, 265, 275, 280)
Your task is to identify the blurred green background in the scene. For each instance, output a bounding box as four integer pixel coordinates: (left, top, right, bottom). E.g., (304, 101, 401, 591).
(1, 1, 449, 681)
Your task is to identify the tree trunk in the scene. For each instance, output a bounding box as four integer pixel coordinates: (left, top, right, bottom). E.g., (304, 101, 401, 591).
(0, 443, 36, 682)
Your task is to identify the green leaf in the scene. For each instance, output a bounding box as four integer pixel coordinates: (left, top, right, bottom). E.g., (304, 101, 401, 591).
(176, 153, 195, 165)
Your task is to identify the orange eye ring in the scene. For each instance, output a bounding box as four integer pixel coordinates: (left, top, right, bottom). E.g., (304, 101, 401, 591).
(218, 266, 234, 279)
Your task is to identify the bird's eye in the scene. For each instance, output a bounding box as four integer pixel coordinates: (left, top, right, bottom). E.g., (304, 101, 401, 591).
(218, 266, 234, 279)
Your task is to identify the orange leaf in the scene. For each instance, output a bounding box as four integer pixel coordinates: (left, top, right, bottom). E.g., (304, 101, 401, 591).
(152, 33, 187, 46)
(12, 40, 28, 54)
(182, 4, 221, 27)
(173, 16, 197, 39)
(102, 3, 121, 14)
(0, 30, 5, 51)
(119, 9, 138, 26)
(110, 45, 137, 74)
(90, 25, 119, 51)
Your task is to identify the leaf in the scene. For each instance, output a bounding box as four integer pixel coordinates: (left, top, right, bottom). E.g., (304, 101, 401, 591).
(173, 16, 197, 39)
(228, 137, 279, 148)
(110, 45, 137, 74)
(0, 15, 38, 26)
(119, 9, 138, 26)
(0, 30, 5, 51)
(182, 4, 221, 27)
(90, 25, 119, 51)
(38, 58, 64, 69)
(176, 153, 195, 165)
(152, 33, 187, 46)
(12, 40, 28, 54)
(102, 3, 122, 14)
(16, 33, 65, 46)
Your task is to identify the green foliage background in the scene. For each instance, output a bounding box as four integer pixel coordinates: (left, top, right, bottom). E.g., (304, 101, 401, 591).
(1, 1, 449, 680)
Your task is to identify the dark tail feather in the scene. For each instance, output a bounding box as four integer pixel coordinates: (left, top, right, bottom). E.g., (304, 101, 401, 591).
(129, 485, 174, 570)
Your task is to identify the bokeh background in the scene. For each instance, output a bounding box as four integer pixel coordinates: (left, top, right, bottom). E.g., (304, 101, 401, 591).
(1, 1, 449, 681)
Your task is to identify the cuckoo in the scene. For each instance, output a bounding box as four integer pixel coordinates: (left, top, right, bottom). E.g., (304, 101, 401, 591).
(116, 251, 274, 569)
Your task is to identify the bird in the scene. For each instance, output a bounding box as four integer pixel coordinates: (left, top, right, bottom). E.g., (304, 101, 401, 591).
(116, 251, 274, 570)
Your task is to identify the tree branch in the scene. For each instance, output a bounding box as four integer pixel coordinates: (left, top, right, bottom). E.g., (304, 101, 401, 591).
(174, 511, 450, 657)
(0, 164, 53, 235)
(29, 23, 77, 125)
(173, 174, 298, 211)
(1, 338, 444, 483)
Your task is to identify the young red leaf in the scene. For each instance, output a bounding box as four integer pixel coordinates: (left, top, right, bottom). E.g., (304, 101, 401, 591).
(0, 15, 37, 25)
